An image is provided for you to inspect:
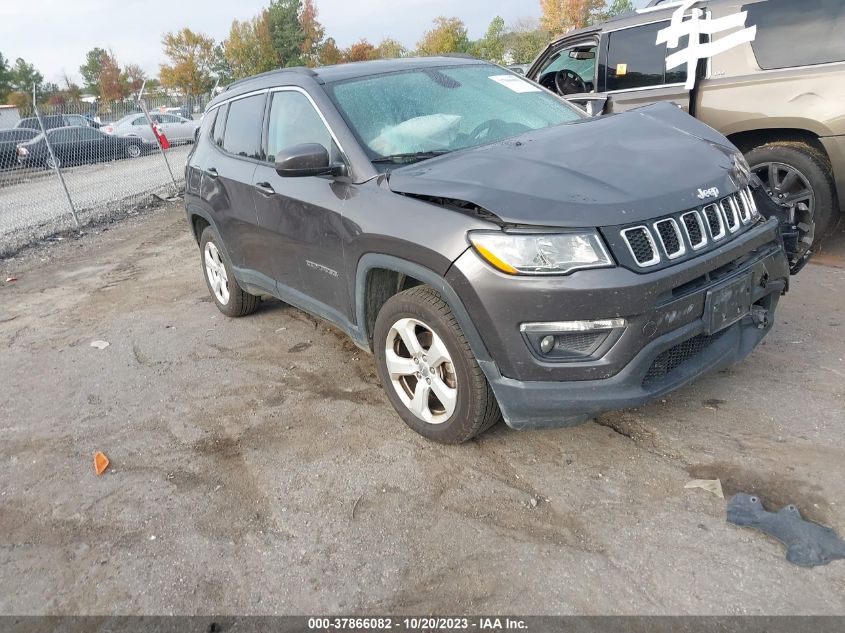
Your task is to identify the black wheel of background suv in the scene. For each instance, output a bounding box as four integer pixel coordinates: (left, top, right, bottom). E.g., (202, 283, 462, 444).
(199, 226, 259, 318)
(746, 142, 840, 239)
(373, 285, 502, 444)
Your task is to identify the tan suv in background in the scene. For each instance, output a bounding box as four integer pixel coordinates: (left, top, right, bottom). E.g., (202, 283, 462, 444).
(527, 0, 845, 250)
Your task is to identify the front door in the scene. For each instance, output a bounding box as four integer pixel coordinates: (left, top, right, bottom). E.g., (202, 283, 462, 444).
(252, 88, 349, 316)
(531, 38, 602, 114)
(599, 21, 692, 114)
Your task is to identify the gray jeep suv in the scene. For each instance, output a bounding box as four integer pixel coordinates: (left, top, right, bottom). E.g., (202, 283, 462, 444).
(185, 57, 790, 444)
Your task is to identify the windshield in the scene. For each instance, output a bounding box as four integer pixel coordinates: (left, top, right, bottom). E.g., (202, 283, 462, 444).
(327, 64, 583, 164)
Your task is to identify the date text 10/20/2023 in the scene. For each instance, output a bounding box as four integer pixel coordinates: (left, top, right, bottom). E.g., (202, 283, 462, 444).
(307, 617, 528, 631)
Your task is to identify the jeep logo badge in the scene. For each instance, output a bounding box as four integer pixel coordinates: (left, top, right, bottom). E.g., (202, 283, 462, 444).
(696, 187, 720, 200)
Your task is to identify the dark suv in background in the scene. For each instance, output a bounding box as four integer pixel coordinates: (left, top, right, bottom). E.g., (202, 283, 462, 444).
(527, 0, 845, 256)
(185, 57, 789, 444)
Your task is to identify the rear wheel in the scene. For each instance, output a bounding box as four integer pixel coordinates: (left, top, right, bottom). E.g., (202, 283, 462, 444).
(746, 142, 839, 239)
(199, 227, 259, 318)
(45, 155, 60, 170)
(126, 143, 141, 159)
(373, 285, 501, 444)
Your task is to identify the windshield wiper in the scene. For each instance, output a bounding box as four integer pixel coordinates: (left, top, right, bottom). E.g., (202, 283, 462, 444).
(371, 150, 451, 164)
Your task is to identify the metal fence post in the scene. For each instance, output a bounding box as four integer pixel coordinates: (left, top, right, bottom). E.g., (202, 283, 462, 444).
(33, 84, 80, 229)
(137, 82, 180, 197)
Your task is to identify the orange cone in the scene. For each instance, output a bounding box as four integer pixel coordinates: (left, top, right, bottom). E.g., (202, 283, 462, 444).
(94, 451, 110, 476)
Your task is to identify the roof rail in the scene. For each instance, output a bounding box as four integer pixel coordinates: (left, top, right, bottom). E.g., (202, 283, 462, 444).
(223, 66, 318, 91)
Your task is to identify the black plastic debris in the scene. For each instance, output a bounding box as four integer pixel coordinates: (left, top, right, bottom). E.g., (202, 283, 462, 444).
(727, 493, 845, 567)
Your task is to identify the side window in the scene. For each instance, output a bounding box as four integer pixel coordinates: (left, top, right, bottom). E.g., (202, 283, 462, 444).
(222, 94, 266, 159)
(78, 128, 102, 140)
(49, 129, 70, 143)
(132, 116, 147, 126)
(605, 22, 687, 91)
(744, 0, 845, 70)
(212, 105, 227, 147)
(160, 114, 180, 124)
(538, 43, 598, 89)
(266, 90, 334, 164)
(200, 109, 218, 141)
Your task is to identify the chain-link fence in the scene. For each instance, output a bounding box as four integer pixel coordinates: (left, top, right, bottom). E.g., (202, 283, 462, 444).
(0, 93, 214, 257)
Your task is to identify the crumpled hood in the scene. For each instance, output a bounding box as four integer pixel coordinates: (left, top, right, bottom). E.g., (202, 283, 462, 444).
(388, 102, 747, 227)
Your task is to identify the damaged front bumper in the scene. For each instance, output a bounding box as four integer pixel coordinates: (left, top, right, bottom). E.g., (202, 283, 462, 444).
(446, 218, 790, 430)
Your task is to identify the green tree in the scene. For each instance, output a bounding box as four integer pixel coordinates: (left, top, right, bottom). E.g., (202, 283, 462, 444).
(376, 38, 406, 60)
(603, 0, 635, 19)
(299, 0, 325, 66)
(11, 57, 44, 93)
(211, 43, 234, 86)
(160, 28, 216, 95)
(0, 53, 12, 102)
(416, 17, 470, 56)
(317, 37, 343, 66)
(267, 0, 305, 67)
(224, 12, 278, 80)
(80, 47, 108, 95)
(473, 16, 506, 62)
(502, 19, 549, 65)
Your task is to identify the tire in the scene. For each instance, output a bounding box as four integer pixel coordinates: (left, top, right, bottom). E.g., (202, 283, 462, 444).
(745, 142, 840, 238)
(45, 155, 60, 170)
(373, 285, 501, 444)
(199, 227, 259, 318)
(126, 144, 142, 159)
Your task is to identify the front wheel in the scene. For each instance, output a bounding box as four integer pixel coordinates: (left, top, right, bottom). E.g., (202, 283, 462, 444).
(746, 142, 839, 239)
(373, 285, 501, 444)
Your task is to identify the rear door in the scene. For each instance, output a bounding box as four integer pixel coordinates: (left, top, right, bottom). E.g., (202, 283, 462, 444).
(252, 87, 348, 311)
(211, 92, 267, 276)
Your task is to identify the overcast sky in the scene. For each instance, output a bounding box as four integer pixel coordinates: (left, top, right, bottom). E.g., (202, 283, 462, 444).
(0, 0, 554, 85)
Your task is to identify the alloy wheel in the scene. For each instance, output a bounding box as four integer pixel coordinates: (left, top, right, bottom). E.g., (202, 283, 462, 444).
(204, 241, 230, 305)
(385, 317, 458, 424)
(46, 156, 60, 170)
(127, 144, 141, 158)
(751, 161, 815, 224)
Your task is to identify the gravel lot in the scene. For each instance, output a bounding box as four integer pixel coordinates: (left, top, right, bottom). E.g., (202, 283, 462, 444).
(0, 146, 191, 255)
(0, 203, 843, 615)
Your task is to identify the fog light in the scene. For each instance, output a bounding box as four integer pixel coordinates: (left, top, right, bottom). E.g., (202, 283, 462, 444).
(521, 319, 627, 362)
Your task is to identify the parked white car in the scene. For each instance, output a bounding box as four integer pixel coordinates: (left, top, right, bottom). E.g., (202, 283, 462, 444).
(102, 112, 200, 145)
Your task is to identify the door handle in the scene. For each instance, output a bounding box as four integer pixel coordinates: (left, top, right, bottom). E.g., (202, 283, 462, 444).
(254, 181, 275, 196)
(206, 167, 219, 179)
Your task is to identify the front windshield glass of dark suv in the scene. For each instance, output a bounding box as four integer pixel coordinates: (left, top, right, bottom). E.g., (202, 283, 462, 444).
(328, 64, 584, 165)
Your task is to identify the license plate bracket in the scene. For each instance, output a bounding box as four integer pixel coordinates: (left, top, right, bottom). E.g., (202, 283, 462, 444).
(704, 273, 754, 335)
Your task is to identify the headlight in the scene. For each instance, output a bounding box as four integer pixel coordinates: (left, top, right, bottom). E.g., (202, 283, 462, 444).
(468, 230, 613, 275)
(732, 152, 752, 184)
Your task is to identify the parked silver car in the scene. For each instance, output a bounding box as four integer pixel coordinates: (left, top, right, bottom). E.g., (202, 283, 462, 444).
(103, 112, 200, 145)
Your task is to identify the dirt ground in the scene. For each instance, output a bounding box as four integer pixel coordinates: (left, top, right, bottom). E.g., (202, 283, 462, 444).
(1, 202, 844, 615)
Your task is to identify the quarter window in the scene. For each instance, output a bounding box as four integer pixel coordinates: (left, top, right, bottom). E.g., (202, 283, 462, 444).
(745, 0, 845, 70)
(605, 22, 688, 91)
(222, 94, 265, 159)
(212, 105, 227, 147)
(266, 90, 334, 163)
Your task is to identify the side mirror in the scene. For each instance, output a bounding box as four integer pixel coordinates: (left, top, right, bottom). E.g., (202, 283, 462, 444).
(275, 143, 344, 178)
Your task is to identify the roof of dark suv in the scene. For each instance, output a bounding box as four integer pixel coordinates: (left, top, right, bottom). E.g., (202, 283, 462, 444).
(215, 56, 488, 105)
